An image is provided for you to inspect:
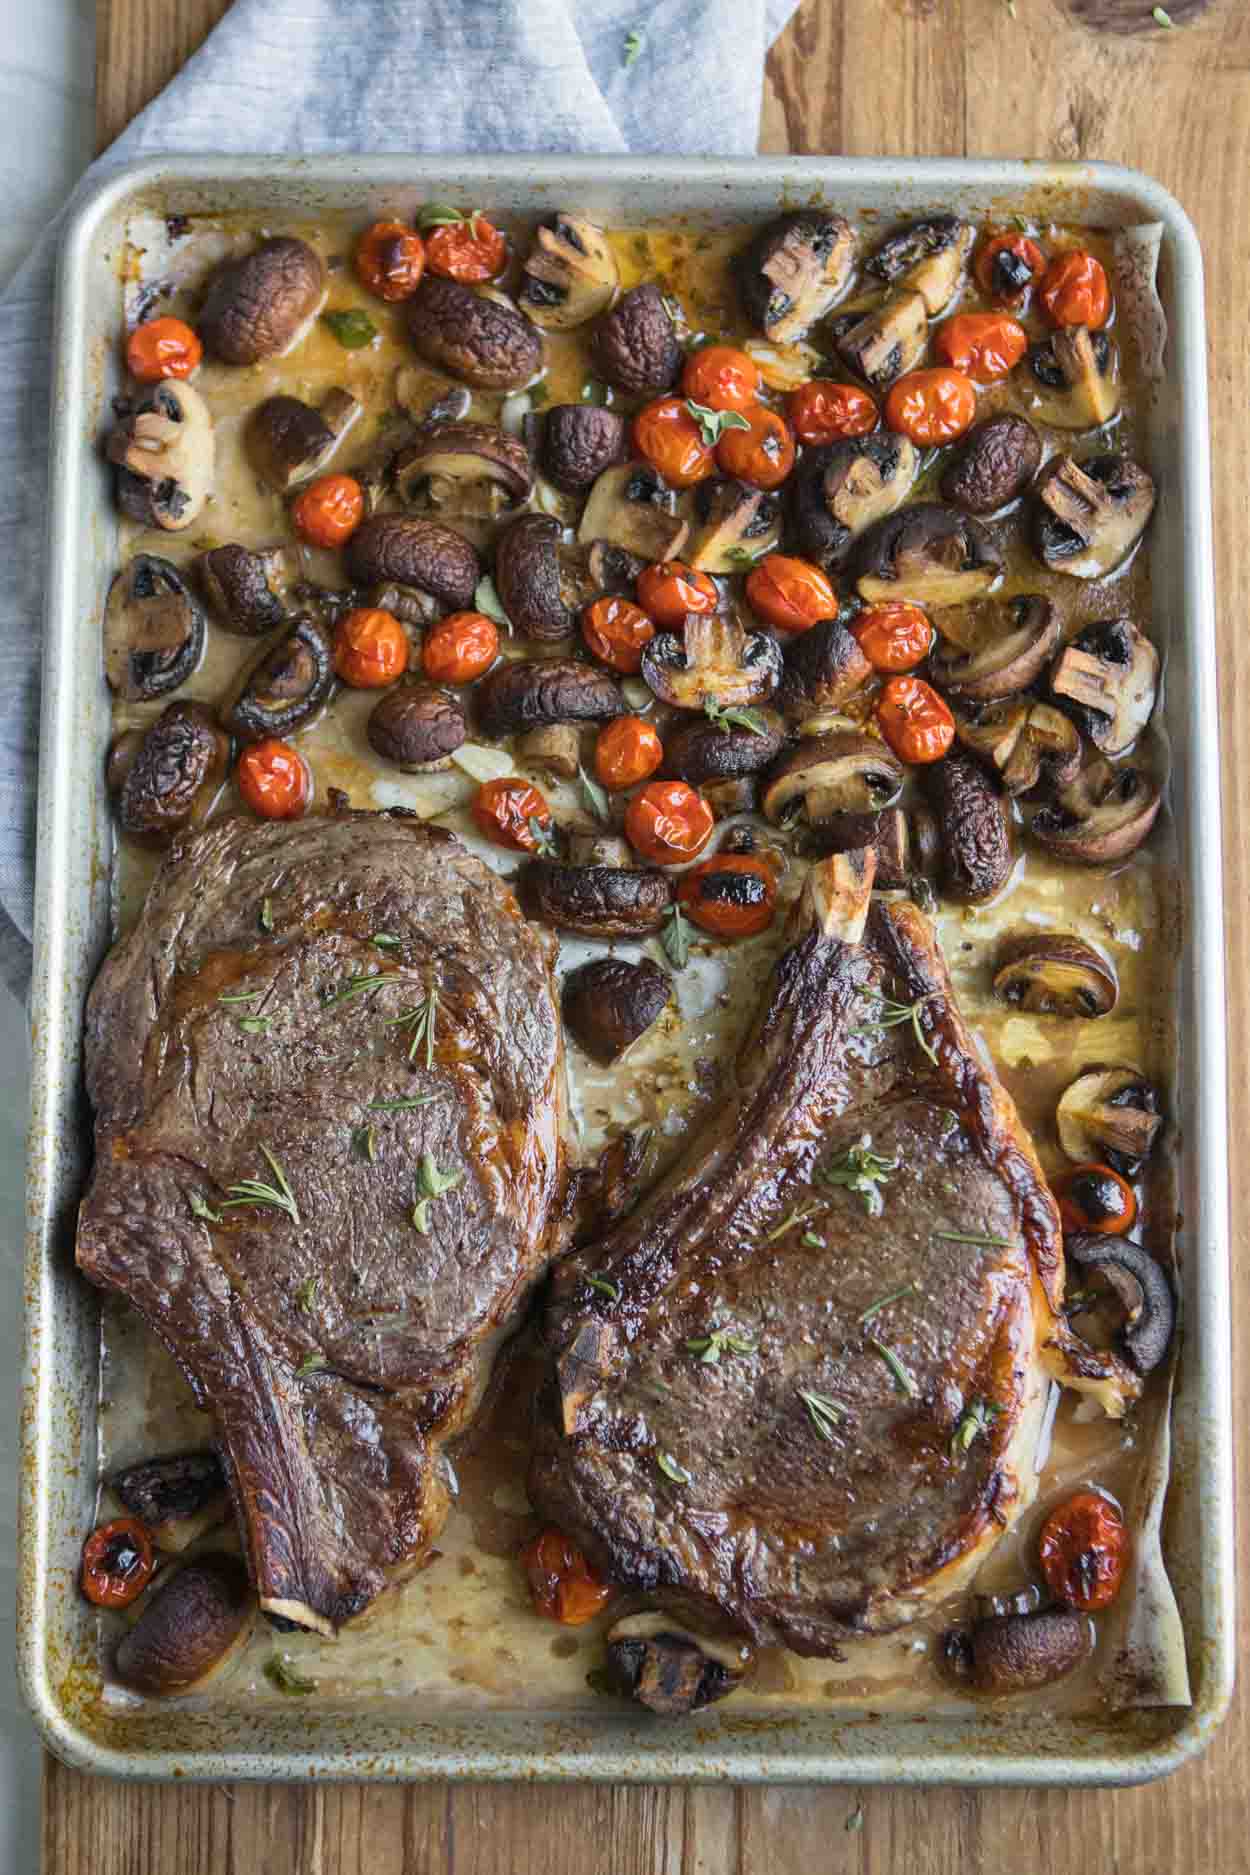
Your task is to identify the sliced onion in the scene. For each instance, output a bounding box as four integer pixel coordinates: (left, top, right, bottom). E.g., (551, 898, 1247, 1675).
(745, 338, 824, 392)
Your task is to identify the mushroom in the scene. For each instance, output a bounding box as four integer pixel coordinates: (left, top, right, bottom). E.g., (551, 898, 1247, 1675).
(345, 514, 481, 612)
(704, 776, 760, 816)
(788, 434, 920, 572)
(1031, 454, 1156, 579)
(641, 611, 783, 712)
(495, 513, 580, 643)
(1026, 326, 1120, 430)
(522, 860, 674, 936)
(735, 210, 856, 343)
(197, 543, 289, 636)
(578, 462, 689, 563)
(219, 614, 335, 743)
(831, 290, 928, 390)
(591, 284, 683, 396)
(1065, 1235, 1175, 1375)
(662, 707, 787, 785)
(804, 804, 915, 888)
(103, 554, 206, 701)
(114, 1555, 256, 1697)
(781, 614, 873, 714)
(864, 214, 975, 315)
(107, 379, 214, 532)
(853, 503, 1002, 607)
(992, 933, 1118, 1017)
(685, 478, 782, 576)
(940, 413, 1043, 516)
(604, 1611, 755, 1716)
(1049, 617, 1159, 756)
(246, 388, 361, 492)
(955, 698, 1082, 797)
(111, 1451, 229, 1554)
(925, 752, 1013, 903)
(518, 213, 619, 330)
(392, 420, 533, 514)
(928, 595, 1061, 702)
(1056, 1066, 1162, 1169)
(565, 830, 631, 868)
(942, 1609, 1091, 1696)
(1030, 758, 1161, 865)
(474, 658, 624, 766)
(110, 701, 229, 841)
(404, 276, 543, 390)
(540, 404, 630, 493)
(562, 957, 672, 1063)
(198, 236, 325, 364)
(761, 730, 903, 827)
(587, 541, 648, 595)
(367, 683, 466, 772)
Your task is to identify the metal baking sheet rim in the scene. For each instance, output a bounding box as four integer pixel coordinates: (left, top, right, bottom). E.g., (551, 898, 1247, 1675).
(16, 154, 1233, 1786)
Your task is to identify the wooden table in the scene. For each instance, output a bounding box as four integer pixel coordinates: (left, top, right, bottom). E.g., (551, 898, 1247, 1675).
(48, 2, 1249, 1867)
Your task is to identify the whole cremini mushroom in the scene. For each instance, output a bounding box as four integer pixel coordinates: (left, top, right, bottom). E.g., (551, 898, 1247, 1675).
(592, 284, 683, 395)
(199, 236, 325, 364)
(788, 434, 920, 572)
(926, 752, 1013, 903)
(368, 683, 466, 772)
(475, 656, 623, 775)
(540, 404, 630, 493)
(109, 700, 229, 840)
(522, 859, 674, 936)
(107, 380, 215, 532)
(780, 613, 873, 716)
(247, 388, 361, 492)
(103, 554, 206, 701)
(942, 1609, 1092, 1696)
(345, 514, 481, 612)
(562, 957, 672, 1063)
(662, 707, 787, 786)
(219, 614, 335, 743)
(494, 513, 579, 642)
(392, 420, 533, 515)
(114, 1555, 256, 1696)
(518, 213, 619, 330)
(940, 414, 1043, 516)
(197, 543, 289, 636)
(735, 210, 856, 343)
(405, 276, 543, 389)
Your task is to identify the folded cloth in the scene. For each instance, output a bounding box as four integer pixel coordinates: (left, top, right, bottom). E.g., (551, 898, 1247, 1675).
(0, 0, 800, 999)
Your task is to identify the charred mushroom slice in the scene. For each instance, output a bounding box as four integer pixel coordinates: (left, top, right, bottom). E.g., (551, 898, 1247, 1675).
(114, 1555, 256, 1696)
(578, 462, 689, 563)
(928, 595, 1061, 702)
(592, 283, 683, 396)
(246, 388, 360, 492)
(475, 657, 624, 743)
(104, 554, 206, 701)
(562, 957, 671, 1064)
(1027, 326, 1120, 431)
(405, 275, 543, 390)
(495, 513, 580, 643)
(855, 503, 1002, 607)
(803, 805, 913, 888)
(518, 214, 618, 330)
(789, 434, 920, 572)
(1056, 1066, 1162, 1169)
(865, 214, 975, 315)
(1030, 758, 1161, 865)
(604, 1612, 755, 1716)
(392, 420, 533, 514)
(367, 683, 466, 773)
(782, 612, 873, 714)
(685, 477, 781, 574)
(940, 413, 1043, 516)
(761, 731, 904, 827)
(1002, 703, 1083, 797)
(522, 860, 674, 936)
(1065, 1235, 1175, 1375)
(641, 611, 783, 712)
(112, 701, 229, 840)
(197, 543, 289, 636)
(107, 379, 214, 532)
(111, 1451, 229, 1553)
(942, 1609, 1091, 1695)
(831, 290, 928, 390)
(1049, 617, 1159, 756)
(345, 514, 481, 612)
(926, 752, 1013, 903)
(993, 933, 1118, 1017)
(220, 614, 335, 743)
(1031, 454, 1156, 579)
(662, 707, 786, 785)
(199, 237, 324, 365)
(540, 404, 630, 493)
(951, 697, 1028, 772)
(735, 210, 856, 343)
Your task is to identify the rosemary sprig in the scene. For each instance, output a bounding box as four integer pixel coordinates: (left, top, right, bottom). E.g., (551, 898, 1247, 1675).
(385, 986, 439, 1068)
(264, 1654, 317, 1695)
(869, 1338, 917, 1398)
(353, 1124, 378, 1164)
(685, 1326, 756, 1365)
(702, 695, 768, 736)
(367, 1095, 439, 1112)
(259, 898, 274, 934)
(410, 1152, 462, 1232)
(371, 933, 402, 951)
(763, 1202, 825, 1244)
(587, 1275, 620, 1301)
(189, 1191, 221, 1224)
(858, 1281, 919, 1325)
(238, 1016, 270, 1035)
(217, 989, 264, 1005)
(656, 1452, 690, 1484)
(294, 1353, 327, 1380)
(856, 991, 940, 1067)
(950, 1396, 1002, 1456)
(220, 1144, 300, 1224)
(659, 902, 691, 969)
(578, 764, 611, 826)
(798, 1386, 844, 1442)
(321, 971, 403, 1008)
(935, 1229, 1021, 1250)
(819, 1135, 898, 1217)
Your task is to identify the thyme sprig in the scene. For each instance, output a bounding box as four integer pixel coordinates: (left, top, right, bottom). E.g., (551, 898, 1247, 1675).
(819, 1134, 898, 1217)
(367, 1095, 439, 1112)
(220, 1145, 300, 1224)
(798, 1386, 845, 1442)
(702, 695, 768, 736)
(856, 991, 940, 1067)
(410, 1152, 462, 1232)
(217, 988, 264, 1005)
(685, 1326, 756, 1365)
(950, 1396, 1002, 1456)
(763, 1202, 825, 1245)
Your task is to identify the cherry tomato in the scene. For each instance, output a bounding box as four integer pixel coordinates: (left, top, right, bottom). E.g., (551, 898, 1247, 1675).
(333, 606, 410, 688)
(1056, 1163, 1138, 1236)
(423, 212, 507, 283)
(422, 610, 499, 684)
(594, 715, 663, 790)
(624, 779, 715, 865)
(934, 313, 1028, 385)
(125, 316, 202, 383)
(677, 853, 777, 939)
(787, 377, 879, 446)
(876, 675, 955, 765)
(291, 473, 365, 549)
(354, 219, 426, 301)
(745, 554, 837, 634)
(851, 601, 934, 673)
(236, 738, 313, 820)
(1039, 249, 1111, 329)
(884, 369, 978, 446)
(635, 560, 719, 629)
(80, 1516, 156, 1610)
(975, 232, 1047, 304)
(472, 777, 554, 854)
(715, 403, 796, 489)
(1038, 1490, 1129, 1612)
(633, 396, 715, 487)
(519, 1525, 613, 1626)
(581, 595, 656, 674)
(681, 344, 761, 412)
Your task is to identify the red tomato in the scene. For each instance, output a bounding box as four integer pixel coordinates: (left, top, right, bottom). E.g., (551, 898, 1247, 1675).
(594, 715, 663, 790)
(472, 778, 554, 854)
(1039, 250, 1111, 329)
(787, 377, 879, 446)
(633, 397, 715, 487)
(714, 403, 796, 489)
(354, 219, 425, 301)
(933, 313, 1028, 385)
(1038, 1491, 1129, 1612)
(236, 738, 313, 820)
(851, 601, 934, 673)
(624, 780, 715, 865)
(80, 1517, 156, 1610)
(876, 675, 955, 764)
(519, 1526, 613, 1625)
(884, 369, 978, 446)
(677, 854, 777, 939)
(681, 345, 761, 412)
(1056, 1164, 1138, 1236)
(422, 610, 499, 684)
(125, 316, 202, 382)
(745, 554, 837, 634)
(581, 595, 656, 674)
(423, 212, 508, 282)
(635, 561, 719, 629)
(975, 232, 1047, 304)
(333, 607, 409, 687)
(291, 474, 365, 549)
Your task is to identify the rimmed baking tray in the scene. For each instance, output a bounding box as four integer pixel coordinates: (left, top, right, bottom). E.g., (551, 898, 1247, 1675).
(17, 154, 1232, 1784)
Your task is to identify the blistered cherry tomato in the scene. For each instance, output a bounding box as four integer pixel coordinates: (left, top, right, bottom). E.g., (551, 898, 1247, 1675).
(851, 601, 934, 673)
(934, 313, 1028, 385)
(745, 554, 837, 634)
(624, 779, 714, 865)
(354, 219, 426, 301)
(581, 595, 656, 673)
(677, 853, 777, 939)
(333, 606, 410, 687)
(635, 560, 719, 628)
(876, 675, 955, 764)
(884, 369, 978, 446)
(1039, 250, 1111, 329)
(633, 396, 715, 487)
(422, 610, 499, 684)
(519, 1525, 613, 1625)
(787, 378, 878, 446)
(236, 738, 312, 820)
(594, 715, 663, 791)
(80, 1517, 156, 1610)
(975, 232, 1047, 304)
(1056, 1163, 1138, 1236)
(291, 473, 365, 549)
(1038, 1490, 1128, 1612)
(681, 344, 760, 412)
(715, 403, 795, 488)
(125, 316, 202, 382)
(472, 778, 554, 854)
(423, 212, 507, 283)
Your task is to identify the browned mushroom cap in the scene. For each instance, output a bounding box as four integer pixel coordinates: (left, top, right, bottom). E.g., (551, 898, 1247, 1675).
(864, 214, 975, 315)
(104, 554, 206, 701)
(475, 657, 624, 739)
(781, 614, 873, 715)
(1065, 1234, 1175, 1375)
(518, 213, 619, 330)
(220, 614, 335, 743)
(604, 1611, 755, 1716)
(1030, 758, 1161, 865)
(788, 433, 920, 573)
(942, 1609, 1091, 1696)
(686, 478, 781, 574)
(578, 461, 689, 562)
(940, 413, 1043, 516)
(197, 543, 289, 636)
(854, 503, 1002, 607)
(1056, 1066, 1162, 1168)
(641, 612, 783, 711)
(662, 707, 786, 785)
(735, 211, 856, 343)
(1031, 454, 1156, 579)
(762, 729, 905, 828)
(404, 276, 543, 389)
(111, 1451, 229, 1554)
(392, 420, 533, 512)
(540, 404, 630, 493)
(111, 701, 229, 840)
(522, 860, 674, 936)
(345, 514, 481, 611)
(367, 683, 466, 772)
(246, 388, 360, 492)
(199, 237, 325, 365)
(925, 752, 1013, 903)
(114, 1555, 256, 1696)
(1026, 326, 1119, 431)
(108, 380, 214, 532)
(993, 933, 1118, 1016)
(592, 284, 683, 395)
(831, 290, 928, 390)
(495, 513, 578, 642)
(1049, 617, 1158, 756)
(562, 957, 672, 1063)
(928, 595, 1061, 702)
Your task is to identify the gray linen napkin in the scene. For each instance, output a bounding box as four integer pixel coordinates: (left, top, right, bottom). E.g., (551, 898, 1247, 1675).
(0, 0, 799, 999)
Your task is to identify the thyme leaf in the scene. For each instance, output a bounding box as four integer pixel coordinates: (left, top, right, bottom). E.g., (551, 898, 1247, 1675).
(578, 763, 611, 826)
(295, 1276, 319, 1313)
(217, 989, 264, 1005)
(1152, 5, 1174, 24)
(762, 1202, 825, 1245)
(294, 1353, 327, 1380)
(685, 1326, 756, 1365)
(802, 1231, 824, 1248)
(656, 1451, 689, 1484)
(950, 1396, 1002, 1456)
(819, 1134, 898, 1217)
(798, 1386, 844, 1442)
(220, 1144, 300, 1224)
(353, 1124, 378, 1164)
(321, 970, 404, 1008)
(474, 574, 512, 633)
(869, 1338, 917, 1398)
(858, 1281, 919, 1325)
(259, 898, 274, 934)
(660, 902, 691, 969)
(723, 544, 767, 567)
(528, 815, 560, 858)
(702, 695, 768, 736)
(385, 985, 438, 1068)
(264, 1654, 318, 1695)
(371, 933, 402, 951)
(684, 399, 751, 448)
(856, 992, 939, 1067)
(410, 1152, 462, 1232)
(189, 1191, 221, 1224)
(237, 1016, 271, 1035)
(587, 1275, 620, 1301)
(623, 25, 646, 66)
(321, 308, 377, 350)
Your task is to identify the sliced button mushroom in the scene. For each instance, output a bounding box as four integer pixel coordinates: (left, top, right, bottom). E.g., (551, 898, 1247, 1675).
(641, 611, 783, 712)
(928, 595, 1061, 702)
(111, 1451, 229, 1554)
(788, 433, 920, 572)
(114, 1555, 256, 1696)
(587, 541, 648, 594)
(368, 683, 466, 772)
(592, 283, 683, 396)
(495, 513, 579, 643)
(954, 697, 1082, 798)
(104, 554, 206, 701)
(110, 701, 229, 840)
(781, 614, 873, 715)
(1030, 758, 1161, 865)
(662, 707, 787, 785)
(197, 543, 289, 636)
(518, 213, 618, 330)
(854, 503, 1002, 607)
(1049, 616, 1158, 755)
(926, 752, 1013, 903)
(475, 657, 624, 744)
(1027, 326, 1119, 430)
(942, 1609, 1091, 1696)
(604, 1611, 755, 1716)
(1065, 1234, 1175, 1375)
(940, 413, 1042, 516)
(566, 831, 631, 868)
(405, 276, 543, 390)
(761, 730, 903, 827)
(704, 775, 760, 816)
(562, 957, 672, 1063)
(1056, 1066, 1162, 1169)
(578, 461, 689, 562)
(540, 404, 629, 493)
(1031, 453, 1156, 579)
(865, 214, 975, 316)
(993, 933, 1118, 1016)
(522, 859, 674, 936)
(686, 477, 781, 574)
(804, 804, 915, 888)
(392, 420, 533, 515)
(345, 514, 481, 612)
(107, 380, 214, 532)
(246, 388, 360, 493)
(199, 237, 324, 365)
(219, 614, 335, 743)
(735, 210, 856, 343)
(831, 290, 928, 390)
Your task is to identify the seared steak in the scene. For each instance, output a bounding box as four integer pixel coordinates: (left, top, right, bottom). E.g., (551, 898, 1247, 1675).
(78, 810, 564, 1633)
(530, 851, 1136, 1655)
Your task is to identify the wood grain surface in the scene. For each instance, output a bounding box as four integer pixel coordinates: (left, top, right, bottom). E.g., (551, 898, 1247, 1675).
(59, 0, 1249, 1868)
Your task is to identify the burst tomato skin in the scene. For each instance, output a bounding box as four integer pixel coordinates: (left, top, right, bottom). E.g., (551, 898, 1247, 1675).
(291, 473, 365, 549)
(633, 396, 715, 487)
(333, 606, 409, 687)
(635, 561, 718, 628)
(519, 1526, 613, 1625)
(787, 378, 878, 445)
(714, 403, 796, 488)
(424, 214, 507, 283)
(126, 316, 202, 382)
(975, 232, 1047, 304)
(850, 601, 934, 672)
(933, 313, 1028, 385)
(876, 675, 956, 764)
(594, 715, 663, 790)
(1038, 1491, 1128, 1612)
(1039, 249, 1111, 329)
(745, 554, 837, 634)
(1056, 1163, 1138, 1236)
(681, 345, 761, 412)
(80, 1517, 157, 1610)
(624, 779, 715, 865)
(236, 738, 313, 820)
(472, 778, 553, 853)
(581, 595, 656, 673)
(676, 854, 777, 938)
(884, 369, 978, 446)
(354, 219, 426, 300)
(422, 610, 499, 684)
